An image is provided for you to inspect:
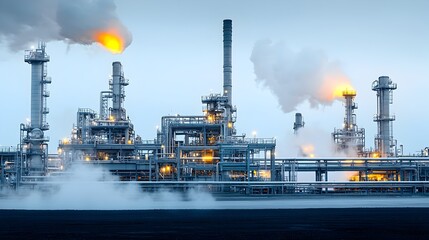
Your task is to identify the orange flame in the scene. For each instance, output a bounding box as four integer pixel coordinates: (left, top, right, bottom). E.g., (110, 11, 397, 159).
(95, 32, 124, 54)
(319, 74, 355, 101)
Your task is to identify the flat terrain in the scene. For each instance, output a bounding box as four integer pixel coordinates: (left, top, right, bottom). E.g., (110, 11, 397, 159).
(0, 208, 428, 239)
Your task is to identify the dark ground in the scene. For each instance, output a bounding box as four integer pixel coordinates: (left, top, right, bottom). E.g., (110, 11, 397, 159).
(0, 208, 428, 240)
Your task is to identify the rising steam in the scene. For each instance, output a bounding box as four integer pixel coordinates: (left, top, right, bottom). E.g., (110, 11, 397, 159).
(0, 164, 215, 210)
(0, 0, 132, 53)
(250, 40, 352, 113)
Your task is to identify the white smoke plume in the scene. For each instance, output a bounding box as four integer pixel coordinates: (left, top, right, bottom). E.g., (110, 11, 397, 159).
(250, 40, 351, 113)
(0, 0, 132, 52)
(285, 127, 337, 158)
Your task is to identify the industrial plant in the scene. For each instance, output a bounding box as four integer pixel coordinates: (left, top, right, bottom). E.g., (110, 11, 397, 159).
(1, 20, 429, 194)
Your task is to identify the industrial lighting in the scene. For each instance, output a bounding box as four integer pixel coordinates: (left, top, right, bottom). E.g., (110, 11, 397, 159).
(207, 114, 215, 123)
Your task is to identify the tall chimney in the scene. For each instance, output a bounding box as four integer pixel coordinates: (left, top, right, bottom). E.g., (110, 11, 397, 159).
(223, 19, 232, 109)
(110, 61, 128, 121)
(223, 19, 233, 137)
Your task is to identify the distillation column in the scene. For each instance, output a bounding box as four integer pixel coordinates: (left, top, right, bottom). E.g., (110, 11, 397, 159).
(23, 42, 51, 175)
(110, 61, 128, 121)
(223, 19, 233, 137)
(372, 76, 397, 157)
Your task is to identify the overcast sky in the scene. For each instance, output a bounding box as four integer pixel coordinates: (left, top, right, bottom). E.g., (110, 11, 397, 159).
(1, 0, 428, 157)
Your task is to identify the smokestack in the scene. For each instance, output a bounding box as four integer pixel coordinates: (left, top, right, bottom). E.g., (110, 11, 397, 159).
(223, 19, 232, 107)
(110, 61, 128, 121)
(293, 113, 304, 134)
(223, 19, 233, 137)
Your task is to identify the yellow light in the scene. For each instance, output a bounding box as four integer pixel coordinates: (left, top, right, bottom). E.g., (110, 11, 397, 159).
(127, 140, 132, 144)
(333, 84, 356, 99)
(95, 32, 124, 54)
(85, 156, 90, 161)
(58, 148, 63, 154)
(349, 173, 387, 181)
(202, 155, 213, 163)
(228, 122, 233, 128)
(109, 115, 115, 121)
(207, 114, 215, 123)
(166, 166, 171, 172)
(62, 138, 69, 144)
(259, 170, 271, 179)
(104, 155, 109, 160)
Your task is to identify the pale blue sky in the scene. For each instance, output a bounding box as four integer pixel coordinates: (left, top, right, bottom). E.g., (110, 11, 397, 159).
(1, 0, 428, 156)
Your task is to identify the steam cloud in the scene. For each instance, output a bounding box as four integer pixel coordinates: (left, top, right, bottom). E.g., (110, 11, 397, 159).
(0, 0, 132, 51)
(0, 164, 215, 210)
(250, 40, 350, 113)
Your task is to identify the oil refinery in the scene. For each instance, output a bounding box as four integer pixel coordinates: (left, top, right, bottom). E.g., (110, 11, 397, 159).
(1, 20, 429, 195)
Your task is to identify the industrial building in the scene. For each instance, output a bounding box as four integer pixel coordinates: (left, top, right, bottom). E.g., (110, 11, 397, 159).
(1, 19, 429, 194)
(58, 19, 277, 182)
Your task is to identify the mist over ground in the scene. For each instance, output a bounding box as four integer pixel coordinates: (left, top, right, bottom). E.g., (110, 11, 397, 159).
(1, 164, 429, 210)
(0, 164, 215, 210)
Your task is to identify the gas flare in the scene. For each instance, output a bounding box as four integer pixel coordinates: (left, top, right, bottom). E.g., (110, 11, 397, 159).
(319, 74, 355, 101)
(95, 31, 124, 54)
(0, 0, 132, 52)
(332, 84, 356, 99)
(251, 40, 355, 113)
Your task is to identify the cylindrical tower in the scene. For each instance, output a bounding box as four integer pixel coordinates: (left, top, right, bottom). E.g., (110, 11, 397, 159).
(110, 61, 128, 121)
(25, 43, 50, 129)
(223, 19, 233, 137)
(372, 76, 397, 157)
(293, 113, 304, 134)
(223, 19, 232, 107)
(24, 42, 51, 175)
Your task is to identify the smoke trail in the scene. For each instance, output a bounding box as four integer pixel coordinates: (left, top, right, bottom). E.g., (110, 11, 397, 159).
(250, 40, 351, 113)
(0, 0, 132, 52)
